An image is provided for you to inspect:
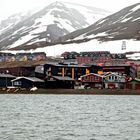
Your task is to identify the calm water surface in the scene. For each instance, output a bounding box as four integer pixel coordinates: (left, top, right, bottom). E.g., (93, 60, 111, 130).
(0, 94, 140, 140)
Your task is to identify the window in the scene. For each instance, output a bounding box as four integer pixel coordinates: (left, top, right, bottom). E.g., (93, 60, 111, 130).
(95, 76, 99, 80)
(112, 76, 114, 80)
(14, 81, 21, 86)
(90, 76, 94, 82)
(84, 76, 88, 81)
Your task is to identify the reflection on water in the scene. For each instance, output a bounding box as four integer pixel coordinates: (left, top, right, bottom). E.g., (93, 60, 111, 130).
(0, 94, 140, 140)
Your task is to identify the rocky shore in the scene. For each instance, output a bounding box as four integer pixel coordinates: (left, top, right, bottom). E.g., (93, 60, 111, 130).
(0, 88, 140, 95)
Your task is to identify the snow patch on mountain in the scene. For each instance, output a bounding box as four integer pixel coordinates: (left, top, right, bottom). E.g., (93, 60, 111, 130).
(9, 34, 33, 48)
(121, 17, 132, 22)
(132, 17, 140, 21)
(0, 1, 111, 50)
(131, 4, 140, 12)
(62, 2, 110, 24)
(62, 3, 140, 43)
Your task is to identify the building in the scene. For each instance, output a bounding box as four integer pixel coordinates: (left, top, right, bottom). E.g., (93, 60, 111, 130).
(101, 65, 130, 76)
(80, 73, 104, 89)
(104, 73, 126, 89)
(61, 51, 79, 59)
(125, 78, 140, 90)
(0, 66, 35, 77)
(0, 74, 15, 87)
(136, 66, 140, 78)
(77, 51, 112, 64)
(45, 76, 75, 89)
(11, 77, 44, 88)
(35, 62, 91, 80)
(32, 52, 46, 61)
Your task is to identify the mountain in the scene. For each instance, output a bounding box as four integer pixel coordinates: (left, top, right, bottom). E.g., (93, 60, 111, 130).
(0, 12, 34, 35)
(59, 3, 140, 43)
(0, 1, 110, 50)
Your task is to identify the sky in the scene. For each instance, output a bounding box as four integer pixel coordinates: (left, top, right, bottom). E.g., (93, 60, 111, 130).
(0, 0, 140, 20)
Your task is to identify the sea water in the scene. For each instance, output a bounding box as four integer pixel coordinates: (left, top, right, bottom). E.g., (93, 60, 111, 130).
(0, 94, 140, 140)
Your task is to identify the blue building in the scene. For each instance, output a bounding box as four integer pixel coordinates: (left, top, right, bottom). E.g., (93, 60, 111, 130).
(11, 77, 44, 88)
(0, 74, 15, 87)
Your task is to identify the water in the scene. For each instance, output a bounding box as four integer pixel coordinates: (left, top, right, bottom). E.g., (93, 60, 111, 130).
(0, 94, 140, 140)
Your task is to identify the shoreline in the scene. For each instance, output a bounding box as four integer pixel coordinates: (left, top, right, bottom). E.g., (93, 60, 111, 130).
(0, 88, 140, 95)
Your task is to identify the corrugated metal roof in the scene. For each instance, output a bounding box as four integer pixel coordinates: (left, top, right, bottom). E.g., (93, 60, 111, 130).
(80, 73, 104, 78)
(11, 77, 44, 82)
(135, 78, 140, 82)
(52, 76, 74, 81)
(46, 62, 88, 68)
(104, 73, 125, 78)
(0, 74, 15, 78)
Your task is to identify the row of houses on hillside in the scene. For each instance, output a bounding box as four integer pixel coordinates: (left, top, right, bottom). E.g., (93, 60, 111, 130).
(80, 72, 140, 90)
(0, 52, 46, 62)
(61, 51, 126, 60)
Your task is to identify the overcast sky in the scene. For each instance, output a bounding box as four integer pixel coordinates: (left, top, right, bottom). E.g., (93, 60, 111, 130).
(0, 0, 139, 19)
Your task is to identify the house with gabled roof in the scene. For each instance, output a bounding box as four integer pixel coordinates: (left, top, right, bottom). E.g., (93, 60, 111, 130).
(80, 73, 104, 89)
(0, 73, 15, 87)
(104, 72, 126, 89)
(11, 77, 44, 88)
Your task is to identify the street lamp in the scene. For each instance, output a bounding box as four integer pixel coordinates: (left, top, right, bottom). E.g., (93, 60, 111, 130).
(5, 70, 9, 88)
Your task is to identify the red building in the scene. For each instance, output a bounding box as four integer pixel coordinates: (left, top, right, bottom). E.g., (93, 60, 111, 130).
(80, 73, 104, 89)
(125, 78, 140, 90)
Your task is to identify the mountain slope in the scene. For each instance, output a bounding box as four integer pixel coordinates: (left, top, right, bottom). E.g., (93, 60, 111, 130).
(0, 12, 33, 35)
(60, 3, 140, 42)
(0, 1, 110, 50)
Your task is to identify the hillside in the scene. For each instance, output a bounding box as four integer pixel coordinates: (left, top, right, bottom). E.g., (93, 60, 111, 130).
(59, 3, 140, 42)
(0, 1, 110, 50)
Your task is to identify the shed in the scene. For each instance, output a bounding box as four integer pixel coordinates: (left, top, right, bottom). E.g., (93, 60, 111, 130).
(0, 74, 15, 87)
(11, 77, 44, 88)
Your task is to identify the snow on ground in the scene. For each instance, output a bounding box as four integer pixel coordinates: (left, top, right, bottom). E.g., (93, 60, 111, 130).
(2, 39, 140, 60)
(126, 53, 140, 60)
(33, 39, 140, 57)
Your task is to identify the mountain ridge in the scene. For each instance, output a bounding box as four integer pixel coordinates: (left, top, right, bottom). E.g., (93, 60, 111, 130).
(0, 1, 110, 50)
(59, 3, 140, 43)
